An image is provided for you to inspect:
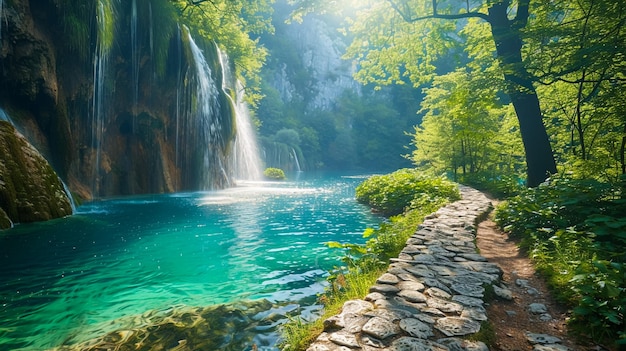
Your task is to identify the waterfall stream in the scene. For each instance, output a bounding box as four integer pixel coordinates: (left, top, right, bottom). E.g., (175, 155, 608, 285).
(130, 0, 139, 128)
(217, 49, 264, 181)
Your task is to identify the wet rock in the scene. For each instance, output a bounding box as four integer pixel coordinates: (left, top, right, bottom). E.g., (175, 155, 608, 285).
(0, 122, 73, 226)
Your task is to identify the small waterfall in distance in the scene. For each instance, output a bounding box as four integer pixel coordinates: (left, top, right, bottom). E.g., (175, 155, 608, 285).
(291, 147, 302, 172)
(217, 49, 264, 182)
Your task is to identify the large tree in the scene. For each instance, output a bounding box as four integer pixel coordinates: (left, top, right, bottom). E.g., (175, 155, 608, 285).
(293, 0, 557, 186)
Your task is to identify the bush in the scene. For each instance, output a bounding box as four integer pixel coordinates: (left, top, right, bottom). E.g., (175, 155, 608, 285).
(495, 174, 626, 346)
(263, 167, 286, 180)
(355, 168, 460, 216)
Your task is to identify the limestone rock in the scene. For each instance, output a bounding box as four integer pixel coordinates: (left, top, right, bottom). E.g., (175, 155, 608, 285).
(362, 316, 401, 339)
(0, 122, 73, 227)
(435, 317, 481, 336)
(399, 318, 433, 339)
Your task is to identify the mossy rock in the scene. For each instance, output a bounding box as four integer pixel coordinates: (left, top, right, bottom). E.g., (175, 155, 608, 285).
(0, 122, 72, 227)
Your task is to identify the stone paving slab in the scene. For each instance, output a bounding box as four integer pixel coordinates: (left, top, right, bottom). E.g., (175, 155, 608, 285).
(305, 186, 495, 351)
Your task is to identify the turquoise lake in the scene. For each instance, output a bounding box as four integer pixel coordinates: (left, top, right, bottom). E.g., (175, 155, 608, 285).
(0, 172, 381, 350)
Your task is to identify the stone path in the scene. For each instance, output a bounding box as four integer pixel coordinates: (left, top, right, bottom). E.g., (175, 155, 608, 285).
(304, 186, 565, 351)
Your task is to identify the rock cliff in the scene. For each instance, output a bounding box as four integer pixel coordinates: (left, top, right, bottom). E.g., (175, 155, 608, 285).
(0, 121, 73, 229)
(0, 0, 239, 205)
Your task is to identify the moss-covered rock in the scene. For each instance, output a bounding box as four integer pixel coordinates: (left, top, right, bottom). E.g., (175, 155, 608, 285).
(0, 121, 72, 227)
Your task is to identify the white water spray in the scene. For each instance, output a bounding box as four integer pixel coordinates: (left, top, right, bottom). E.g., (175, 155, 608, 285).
(291, 147, 302, 172)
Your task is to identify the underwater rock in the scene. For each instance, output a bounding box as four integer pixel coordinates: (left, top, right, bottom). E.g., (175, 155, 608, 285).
(0, 122, 72, 227)
(54, 299, 287, 351)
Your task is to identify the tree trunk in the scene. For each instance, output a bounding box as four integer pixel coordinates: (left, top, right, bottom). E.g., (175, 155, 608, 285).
(619, 124, 626, 174)
(488, 2, 557, 187)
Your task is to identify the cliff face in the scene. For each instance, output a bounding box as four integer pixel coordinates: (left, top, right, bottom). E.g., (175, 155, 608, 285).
(266, 6, 360, 111)
(0, 121, 73, 229)
(0, 0, 238, 203)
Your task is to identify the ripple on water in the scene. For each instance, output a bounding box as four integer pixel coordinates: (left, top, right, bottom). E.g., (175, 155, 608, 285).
(0, 173, 381, 350)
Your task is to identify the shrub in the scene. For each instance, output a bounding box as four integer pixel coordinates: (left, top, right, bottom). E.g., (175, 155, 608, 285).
(495, 174, 626, 347)
(263, 167, 286, 180)
(355, 168, 460, 216)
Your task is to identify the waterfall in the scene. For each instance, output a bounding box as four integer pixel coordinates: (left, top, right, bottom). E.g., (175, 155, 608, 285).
(61, 180, 77, 214)
(91, 0, 115, 197)
(291, 147, 302, 172)
(0, 0, 4, 40)
(130, 0, 139, 128)
(217, 49, 264, 181)
(0, 107, 11, 123)
(186, 31, 225, 189)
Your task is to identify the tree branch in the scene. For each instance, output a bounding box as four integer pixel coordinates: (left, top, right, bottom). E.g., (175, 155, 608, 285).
(386, 0, 489, 23)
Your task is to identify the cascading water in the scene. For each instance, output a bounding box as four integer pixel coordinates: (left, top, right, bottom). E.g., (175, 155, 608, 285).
(0, 0, 4, 40)
(291, 147, 302, 172)
(217, 49, 264, 181)
(0, 107, 11, 123)
(130, 0, 139, 128)
(186, 31, 226, 189)
(91, 0, 115, 198)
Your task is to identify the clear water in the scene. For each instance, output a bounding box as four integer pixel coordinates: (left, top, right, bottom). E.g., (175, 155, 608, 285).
(0, 172, 380, 350)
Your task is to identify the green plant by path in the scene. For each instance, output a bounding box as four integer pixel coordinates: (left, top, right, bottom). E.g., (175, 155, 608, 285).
(495, 174, 626, 347)
(355, 168, 460, 216)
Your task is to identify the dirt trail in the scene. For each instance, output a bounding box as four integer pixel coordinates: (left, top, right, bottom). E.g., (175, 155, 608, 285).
(476, 218, 602, 351)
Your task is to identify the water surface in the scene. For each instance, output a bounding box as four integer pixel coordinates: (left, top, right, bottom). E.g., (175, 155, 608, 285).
(0, 172, 380, 350)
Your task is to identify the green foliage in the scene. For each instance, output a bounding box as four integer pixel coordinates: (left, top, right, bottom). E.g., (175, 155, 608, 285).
(355, 168, 460, 216)
(408, 64, 525, 183)
(495, 174, 626, 346)
(172, 0, 273, 105)
(263, 167, 286, 180)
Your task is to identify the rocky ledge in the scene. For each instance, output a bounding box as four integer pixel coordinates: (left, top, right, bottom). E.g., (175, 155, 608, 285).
(305, 186, 510, 351)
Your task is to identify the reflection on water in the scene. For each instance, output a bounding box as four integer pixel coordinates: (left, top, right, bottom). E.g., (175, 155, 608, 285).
(0, 172, 380, 350)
